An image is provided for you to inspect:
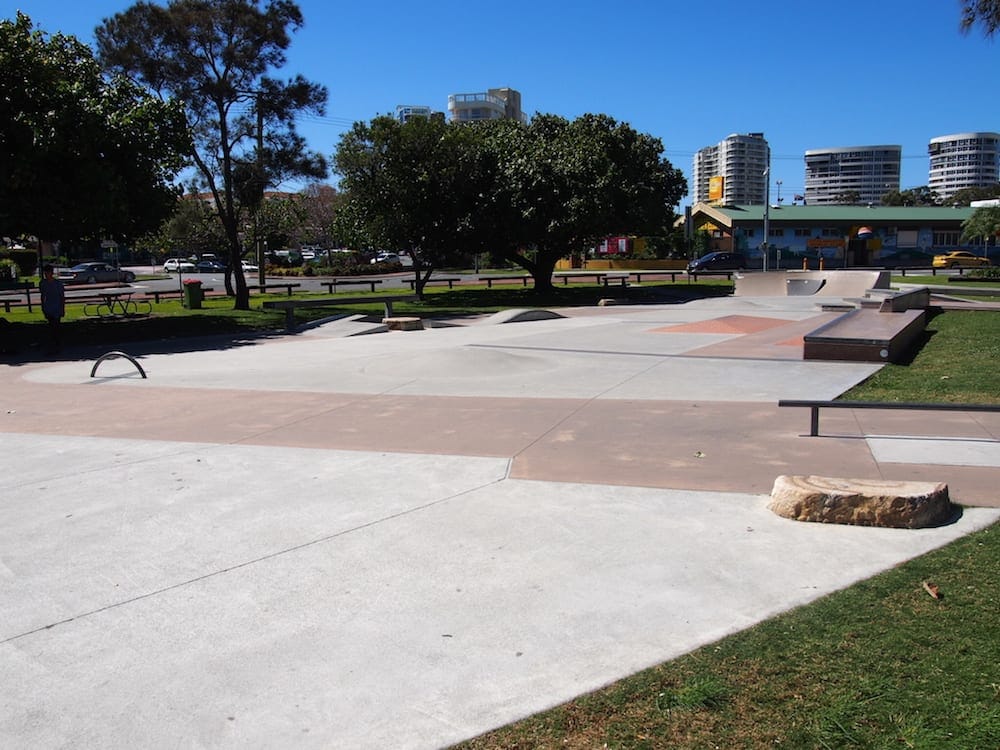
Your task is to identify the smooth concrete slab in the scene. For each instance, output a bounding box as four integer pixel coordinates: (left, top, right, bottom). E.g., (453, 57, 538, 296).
(23, 313, 883, 403)
(867, 436, 1000, 467)
(3, 434, 997, 749)
(3, 297, 998, 749)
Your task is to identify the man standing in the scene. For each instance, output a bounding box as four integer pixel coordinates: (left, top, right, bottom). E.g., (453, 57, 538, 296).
(39, 264, 65, 352)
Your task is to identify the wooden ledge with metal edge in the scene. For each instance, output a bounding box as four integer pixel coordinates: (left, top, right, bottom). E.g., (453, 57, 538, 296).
(778, 399, 1000, 437)
(262, 294, 420, 331)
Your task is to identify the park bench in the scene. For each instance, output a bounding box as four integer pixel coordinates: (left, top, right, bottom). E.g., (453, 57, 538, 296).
(247, 282, 301, 296)
(478, 274, 532, 288)
(262, 294, 420, 331)
(321, 278, 383, 293)
(0, 282, 35, 312)
(142, 287, 214, 303)
(406, 276, 461, 290)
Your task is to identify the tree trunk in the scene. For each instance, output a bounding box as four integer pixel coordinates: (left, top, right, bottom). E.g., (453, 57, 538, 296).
(412, 266, 433, 299)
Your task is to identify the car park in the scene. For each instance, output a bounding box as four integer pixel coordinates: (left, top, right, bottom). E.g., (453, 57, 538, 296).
(58, 262, 135, 284)
(163, 258, 196, 272)
(687, 251, 748, 272)
(931, 250, 991, 268)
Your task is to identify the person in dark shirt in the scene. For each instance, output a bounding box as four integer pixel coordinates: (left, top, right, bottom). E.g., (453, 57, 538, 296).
(39, 264, 65, 351)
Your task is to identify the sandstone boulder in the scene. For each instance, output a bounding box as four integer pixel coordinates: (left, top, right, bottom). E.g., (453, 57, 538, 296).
(768, 475, 953, 529)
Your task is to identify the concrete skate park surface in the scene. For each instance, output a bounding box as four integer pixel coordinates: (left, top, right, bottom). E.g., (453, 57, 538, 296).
(2, 295, 998, 749)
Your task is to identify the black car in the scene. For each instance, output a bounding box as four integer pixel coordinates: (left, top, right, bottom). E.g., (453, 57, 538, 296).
(195, 260, 227, 274)
(687, 252, 748, 273)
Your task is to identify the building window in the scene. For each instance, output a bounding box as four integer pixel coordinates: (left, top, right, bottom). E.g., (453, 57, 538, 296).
(794, 228, 811, 237)
(768, 228, 784, 237)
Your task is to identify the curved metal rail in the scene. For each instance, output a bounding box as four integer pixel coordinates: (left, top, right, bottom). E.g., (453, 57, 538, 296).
(90, 350, 147, 379)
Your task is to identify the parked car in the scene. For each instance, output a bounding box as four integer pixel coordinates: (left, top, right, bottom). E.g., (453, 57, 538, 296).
(59, 262, 135, 284)
(163, 258, 196, 272)
(931, 250, 991, 269)
(195, 260, 227, 274)
(241, 260, 259, 272)
(687, 252, 748, 273)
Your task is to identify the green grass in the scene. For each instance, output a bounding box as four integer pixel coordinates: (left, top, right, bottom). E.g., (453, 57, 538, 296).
(453, 523, 1000, 750)
(842, 310, 1000, 404)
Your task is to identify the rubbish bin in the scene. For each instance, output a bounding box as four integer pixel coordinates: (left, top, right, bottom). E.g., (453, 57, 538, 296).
(183, 280, 203, 309)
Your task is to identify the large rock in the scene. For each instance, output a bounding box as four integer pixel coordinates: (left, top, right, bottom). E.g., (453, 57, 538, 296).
(768, 475, 953, 529)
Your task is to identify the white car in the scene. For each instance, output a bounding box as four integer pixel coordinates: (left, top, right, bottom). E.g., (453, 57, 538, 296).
(163, 258, 196, 272)
(241, 261, 259, 272)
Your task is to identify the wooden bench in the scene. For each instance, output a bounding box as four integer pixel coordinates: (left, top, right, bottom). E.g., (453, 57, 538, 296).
(778, 399, 1000, 437)
(406, 277, 461, 290)
(247, 282, 301, 296)
(631, 271, 682, 283)
(601, 273, 630, 287)
(321, 278, 383, 293)
(479, 274, 531, 288)
(262, 294, 420, 331)
(687, 271, 734, 281)
(143, 287, 214, 303)
(553, 272, 608, 285)
(0, 282, 34, 312)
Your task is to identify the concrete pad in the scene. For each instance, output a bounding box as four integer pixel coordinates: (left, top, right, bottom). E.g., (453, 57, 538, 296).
(3, 297, 998, 748)
(2, 434, 997, 749)
(868, 436, 1000, 467)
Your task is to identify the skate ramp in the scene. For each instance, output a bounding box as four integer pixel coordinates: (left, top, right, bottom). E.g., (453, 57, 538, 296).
(735, 270, 891, 297)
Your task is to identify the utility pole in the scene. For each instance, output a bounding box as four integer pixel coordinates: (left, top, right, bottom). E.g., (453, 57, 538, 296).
(255, 93, 266, 287)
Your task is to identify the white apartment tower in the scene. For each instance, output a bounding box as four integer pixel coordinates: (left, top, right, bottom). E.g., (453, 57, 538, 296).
(803, 145, 901, 205)
(447, 87, 527, 124)
(928, 132, 1000, 202)
(692, 133, 770, 205)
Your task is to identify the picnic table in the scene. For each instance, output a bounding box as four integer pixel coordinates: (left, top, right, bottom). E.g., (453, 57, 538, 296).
(81, 287, 151, 318)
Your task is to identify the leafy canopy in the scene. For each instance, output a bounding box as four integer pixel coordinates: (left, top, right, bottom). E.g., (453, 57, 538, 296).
(96, 0, 327, 308)
(0, 12, 188, 245)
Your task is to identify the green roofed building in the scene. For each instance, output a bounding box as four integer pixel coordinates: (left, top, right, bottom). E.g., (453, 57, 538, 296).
(688, 202, 984, 268)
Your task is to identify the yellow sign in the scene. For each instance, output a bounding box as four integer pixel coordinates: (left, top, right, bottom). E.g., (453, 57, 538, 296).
(708, 176, 724, 202)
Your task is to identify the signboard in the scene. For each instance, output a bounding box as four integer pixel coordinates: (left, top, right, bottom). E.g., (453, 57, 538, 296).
(708, 176, 724, 202)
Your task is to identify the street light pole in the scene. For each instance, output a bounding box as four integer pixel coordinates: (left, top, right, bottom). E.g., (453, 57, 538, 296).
(762, 167, 770, 272)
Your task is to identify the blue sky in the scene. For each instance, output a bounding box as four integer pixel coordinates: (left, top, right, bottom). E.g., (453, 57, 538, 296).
(7, 0, 999, 206)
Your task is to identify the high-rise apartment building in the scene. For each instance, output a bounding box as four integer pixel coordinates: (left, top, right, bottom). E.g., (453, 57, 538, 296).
(928, 132, 1000, 202)
(395, 105, 433, 123)
(692, 133, 770, 205)
(803, 145, 901, 205)
(446, 87, 526, 124)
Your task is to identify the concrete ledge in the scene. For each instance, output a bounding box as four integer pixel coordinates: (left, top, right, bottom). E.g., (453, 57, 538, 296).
(769, 475, 954, 528)
(383, 316, 424, 331)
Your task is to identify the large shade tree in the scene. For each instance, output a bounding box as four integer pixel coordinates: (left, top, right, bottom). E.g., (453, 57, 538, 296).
(484, 113, 686, 291)
(0, 13, 188, 250)
(96, 0, 327, 308)
(333, 113, 686, 294)
(333, 115, 490, 295)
